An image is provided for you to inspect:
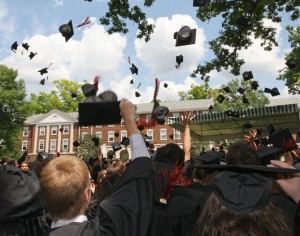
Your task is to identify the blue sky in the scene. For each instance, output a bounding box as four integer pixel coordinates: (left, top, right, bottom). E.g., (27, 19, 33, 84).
(0, 0, 299, 104)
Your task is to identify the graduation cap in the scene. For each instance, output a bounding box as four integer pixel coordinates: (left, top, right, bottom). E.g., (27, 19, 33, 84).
(91, 137, 100, 146)
(256, 146, 283, 166)
(242, 71, 253, 81)
(174, 26, 197, 47)
(73, 140, 80, 147)
(270, 88, 280, 96)
(59, 126, 63, 132)
(242, 97, 249, 104)
(223, 86, 231, 93)
(135, 91, 141, 97)
(22, 42, 30, 51)
(130, 64, 138, 75)
(195, 151, 224, 165)
(114, 132, 119, 138)
(130, 79, 134, 84)
(193, 0, 208, 7)
(154, 106, 169, 125)
(216, 94, 225, 103)
(243, 123, 253, 129)
(285, 58, 297, 69)
(137, 125, 145, 131)
(251, 81, 259, 90)
(71, 92, 78, 98)
(81, 84, 97, 97)
(163, 83, 168, 88)
(238, 87, 245, 94)
(29, 52, 37, 60)
(268, 128, 298, 152)
(176, 54, 183, 68)
(40, 78, 46, 85)
(120, 137, 130, 147)
(59, 20, 74, 42)
(169, 134, 174, 140)
(208, 105, 214, 111)
(38, 68, 48, 76)
(112, 142, 122, 152)
(11, 41, 18, 52)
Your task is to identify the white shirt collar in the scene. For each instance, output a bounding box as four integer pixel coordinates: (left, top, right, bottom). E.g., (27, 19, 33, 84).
(51, 215, 88, 228)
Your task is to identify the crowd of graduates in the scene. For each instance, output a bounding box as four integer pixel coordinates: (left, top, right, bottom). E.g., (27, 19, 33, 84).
(1, 99, 300, 236)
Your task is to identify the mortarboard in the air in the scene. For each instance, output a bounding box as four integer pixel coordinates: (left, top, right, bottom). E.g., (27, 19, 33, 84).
(38, 68, 48, 75)
(251, 81, 259, 90)
(85, 0, 93, 2)
(73, 140, 80, 147)
(29, 52, 37, 60)
(193, 0, 208, 7)
(130, 79, 134, 84)
(174, 26, 197, 47)
(242, 97, 249, 104)
(264, 88, 271, 93)
(91, 137, 100, 146)
(112, 142, 122, 152)
(216, 94, 225, 103)
(270, 87, 280, 96)
(130, 64, 138, 75)
(59, 126, 63, 132)
(81, 84, 97, 97)
(22, 42, 30, 51)
(209, 105, 214, 111)
(242, 71, 253, 81)
(195, 151, 224, 165)
(176, 54, 183, 65)
(40, 79, 46, 85)
(59, 20, 74, 42)
(154, 106, 169, 125)
(135, 91, 141, 97)
(285, 58, 297, 69)
(268, 128, 298, 152)
(238, 87, 245, 94)
(114, 132, 119, 138)
(11, 41, 18, 52)
(243, 123, 253, 129)
(223, 86, 231, 93)
(120, 137, 130, 147)
(137, 124, 145, 131)
(71, 92, 78, 98)
(169, 134, 174, 140)
(163, 83, 168, 88)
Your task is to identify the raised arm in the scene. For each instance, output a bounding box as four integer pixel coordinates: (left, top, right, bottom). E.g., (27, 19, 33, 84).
(181, 111, 195, 162)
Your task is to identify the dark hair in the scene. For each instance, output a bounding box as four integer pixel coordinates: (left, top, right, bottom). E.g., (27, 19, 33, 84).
(194, 193, 293, 236)
(226, 142, 260, 165)
(155, 143, 185, 166)
(96, 173, 121, 203)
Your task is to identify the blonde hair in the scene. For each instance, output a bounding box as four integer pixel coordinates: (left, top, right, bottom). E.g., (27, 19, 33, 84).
(40, 156, 90, 221)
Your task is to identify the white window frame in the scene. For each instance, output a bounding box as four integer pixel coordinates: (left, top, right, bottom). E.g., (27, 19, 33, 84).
(160, 129, 167, 141)
(121, 131, 127, 140)
(21, 141, 28, 151)
(174, 128, 181, 140)
(108, 131, 115, 142)
(40, 126, 45, 136)
(63, 125, 69, 134)
(50, 140, 57, 152)
(38, 140, 45, 151)
(108, 124, 115, 127)
(23, 127, 29, 137)
(95, 125, 102, 128)
(62, 140, 69, 152)
(168, 112, 180, 125)
(95, 132, 102, 141)
(51, 126, 57, 135)
(146, 129, 154, 141)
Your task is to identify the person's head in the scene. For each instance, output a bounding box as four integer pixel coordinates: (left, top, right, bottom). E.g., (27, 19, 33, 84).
(20, 162, 29, 171)
(154, 143, 185, 166)
(226, 142, 260, 165)
(7, 159, 18, 167)
(106, 159, 126, 176)
(96, 173, 121, 203)
(40, 156, 91, 221)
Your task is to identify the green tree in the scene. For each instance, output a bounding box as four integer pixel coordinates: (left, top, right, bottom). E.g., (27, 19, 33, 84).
(75, 134, 101, 161)
(0, 65, 32, 159)
(100, 0, 300, 90)
(29, 79, 86, 114)
(277, 25, 300, 94)
(179, 82, 212, 100)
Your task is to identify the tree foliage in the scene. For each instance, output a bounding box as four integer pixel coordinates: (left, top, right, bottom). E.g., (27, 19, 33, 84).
(75, 134, 101, 161)
(100, 0, 300, 91)
(0, 65, 32, 158)
(29, 79, 86, 114)
(277, 25, 300, 94)
(179, 82, 212, 100)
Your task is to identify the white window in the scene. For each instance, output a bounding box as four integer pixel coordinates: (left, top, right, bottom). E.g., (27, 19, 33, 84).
(63, 125, 69, 134)
(40, 126, 45, 136)
(62, 140, 69, 152)
(168, 112, 180, 125)
(121, 131, 127, 140)
(108, 132, 114, 142)
(160, 129, 167, 141)
(108, 124, 114, 127)
(82, 132, 88, 140)
(96, 125, 102, 128)
(23, 127, 29, 137)
(51, 126, 57, 135)
(21, 141, 28, 151)
(174, 129, 181, 140)
(39, 140, 45, 151)
(146, 129, 154, 141)
(50, 140, 57, 151)
(95, 132, 102, 141)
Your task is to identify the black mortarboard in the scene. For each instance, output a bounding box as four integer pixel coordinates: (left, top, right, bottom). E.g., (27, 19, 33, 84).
(163, 83, 168, 88)
(193, 0, 208, 7)
(135, 91, 141, 97)
(268, 129, 298, 152)
(223, 86, 231, 93)
(209, 105, 214, 111)
(285, 58, 297, 69)
(130, 79, 134, 84)
(29, 52, 37, 60)
(130, 64, 138, 75)
(59, 20, 74, 42)
(256, 146, 283, 166)
(242, 71, 253, 81)
(73, 140, 80, 147)
(138, 125, 144, 131)
(22, 42, 30, 51)
(251, 81, 259, 90)
(270, 87, 280, 96)
(114, 132, 119, 138)
(242, 97, 249, 104)
(38, 68, 48, 75)
(40, 79, 45, 85)
(264, 88, 271, 93)
(85, 0, 93, 1)
(154, 106, 169, 125)
(169, 134, 174, 140)
(91, 137, 100, 146)
(174, 26, 197, 47)
(238, 87, 245, 94)
(267, 124, 276, 135)
(112, 142, 122, 152)
(81, 84, 97, 97)
(120, 137, 130, 147)
(11, 41, 18, 52)
(195, 151, 224, 165)
(36, 151, 53, 162)
(59, 126, 63, 132)
(71, 92, 78, 98)
(217, 94, 225, 103)
(176, 54, 183, 65)
(243, 123, 253, 129)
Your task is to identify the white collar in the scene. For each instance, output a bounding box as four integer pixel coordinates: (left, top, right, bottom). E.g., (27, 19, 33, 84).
(51, 215, 88, 228)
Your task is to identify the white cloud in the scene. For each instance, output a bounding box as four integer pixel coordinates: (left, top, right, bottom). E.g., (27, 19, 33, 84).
(53, 0, 64, 6)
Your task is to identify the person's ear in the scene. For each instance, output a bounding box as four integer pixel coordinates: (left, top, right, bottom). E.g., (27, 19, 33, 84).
(83, 187, 91, 203)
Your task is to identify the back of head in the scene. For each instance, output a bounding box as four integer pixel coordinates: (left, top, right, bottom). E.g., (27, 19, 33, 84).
(226, 142, 260, 165)
(106, 160, 126, 176)
(40, 156, 90, 221)
(96, 173, 121, 203)
(154, 143, 184, 166)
